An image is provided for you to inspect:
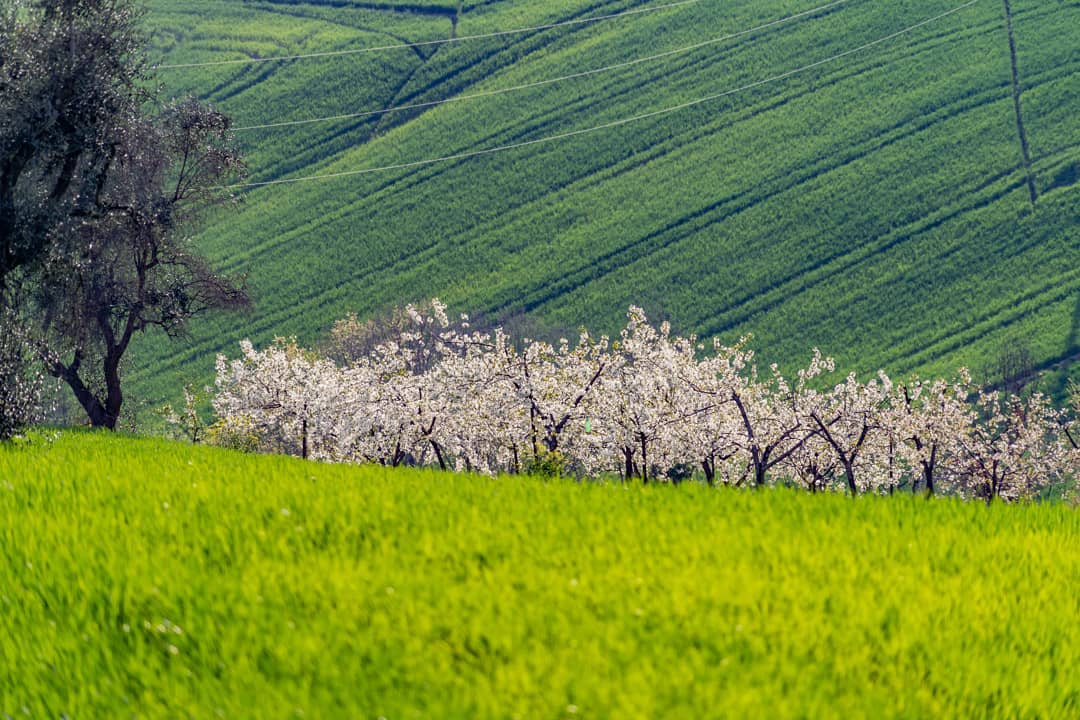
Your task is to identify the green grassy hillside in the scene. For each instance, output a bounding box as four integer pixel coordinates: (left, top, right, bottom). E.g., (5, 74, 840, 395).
(133, 0, 1079, 407)
(2, 432, 1079, 717)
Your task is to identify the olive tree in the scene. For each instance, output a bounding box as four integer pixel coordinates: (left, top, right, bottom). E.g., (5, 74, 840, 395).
(0, 0, 145, 285)
(1, 1, 248, 429)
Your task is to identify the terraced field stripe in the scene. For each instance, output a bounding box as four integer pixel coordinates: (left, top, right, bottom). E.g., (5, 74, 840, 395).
(233, 0, 852, 131)
(220, 0, 984, 189)
(154, 0, 707, 69)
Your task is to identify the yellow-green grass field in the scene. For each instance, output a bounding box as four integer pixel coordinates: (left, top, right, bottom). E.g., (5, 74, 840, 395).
(1, 432, 1078, 718)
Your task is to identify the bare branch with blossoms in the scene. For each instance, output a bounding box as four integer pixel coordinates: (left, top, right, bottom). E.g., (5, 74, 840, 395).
(952, 391, 1071, 502)
(803, 370, 892, 495)
(211, 301, 1079, 501)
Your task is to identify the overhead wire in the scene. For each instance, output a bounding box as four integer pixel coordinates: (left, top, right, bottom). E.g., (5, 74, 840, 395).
(232, 0, 852, 132)
(222, 0, 982, 190)
(155, 0, 707, 70)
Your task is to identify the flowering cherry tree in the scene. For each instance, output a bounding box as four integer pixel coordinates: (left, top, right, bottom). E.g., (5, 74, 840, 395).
(501, 329, 613, 471)
(803, 369, 893, 495)
(724, 350, 832, 488)
(886, 373, 974, 496)
(668, 339, 747, 485)
(952, 391, 1071, 502)
(214, 339, 342, 459)
(212, 301, 1078, 500)
(587, 308, 697, 482)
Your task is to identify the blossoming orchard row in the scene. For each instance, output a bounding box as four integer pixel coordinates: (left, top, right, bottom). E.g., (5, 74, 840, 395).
(212, 302, 1079, 500)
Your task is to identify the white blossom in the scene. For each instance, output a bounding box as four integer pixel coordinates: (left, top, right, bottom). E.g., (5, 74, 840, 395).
(210, 302, 1078, 500)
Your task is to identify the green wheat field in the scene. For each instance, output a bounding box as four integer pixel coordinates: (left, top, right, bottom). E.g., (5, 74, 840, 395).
(131, 0, 1080, 408)
(2, 432, 1077, 718)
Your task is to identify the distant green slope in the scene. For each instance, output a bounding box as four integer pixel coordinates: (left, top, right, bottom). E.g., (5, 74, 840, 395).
(3, 432, 1079, 717)
(132, 0, 1079, 407)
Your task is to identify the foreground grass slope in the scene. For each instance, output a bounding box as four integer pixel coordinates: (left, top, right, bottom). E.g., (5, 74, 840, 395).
(2, 433, 1079, 717)
(129, 0, 1079, 406)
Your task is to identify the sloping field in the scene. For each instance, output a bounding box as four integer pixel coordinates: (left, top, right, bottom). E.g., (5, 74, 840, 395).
(133, 0, 1079, 405)
(2, 432, 1079, 717)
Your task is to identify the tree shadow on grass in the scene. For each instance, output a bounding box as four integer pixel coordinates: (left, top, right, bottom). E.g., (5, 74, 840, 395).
(1067, 292, 1080, 357)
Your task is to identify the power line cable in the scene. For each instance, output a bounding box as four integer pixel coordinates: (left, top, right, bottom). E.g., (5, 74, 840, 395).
(155, 0, 707, 70)
(223, 0, 982, 190)
(233, 0, 851, 132)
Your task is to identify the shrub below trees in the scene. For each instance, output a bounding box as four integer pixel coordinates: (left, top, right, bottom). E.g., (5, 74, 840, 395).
(0, 314, 43, 439)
